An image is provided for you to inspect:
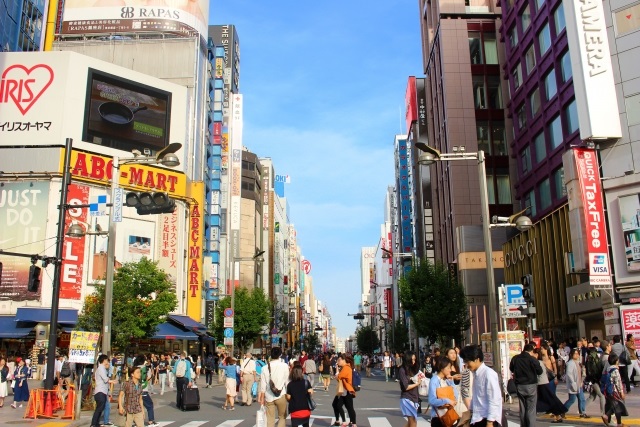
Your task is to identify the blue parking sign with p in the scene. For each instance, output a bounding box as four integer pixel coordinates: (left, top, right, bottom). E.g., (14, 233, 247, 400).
(505, 284, 525, 306)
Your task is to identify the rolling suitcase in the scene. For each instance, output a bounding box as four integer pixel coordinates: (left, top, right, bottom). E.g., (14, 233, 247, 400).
(181, 385, 200, 411)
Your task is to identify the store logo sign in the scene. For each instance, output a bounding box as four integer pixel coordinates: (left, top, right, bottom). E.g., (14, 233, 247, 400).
(1, 64, 54, 115)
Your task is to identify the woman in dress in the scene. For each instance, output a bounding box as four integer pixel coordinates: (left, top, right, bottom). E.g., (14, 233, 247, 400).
(533, 348, 566, 423)
(286, 363, 314, 427)
(398, 351, 421, 427)
(11, 357, 30, 409)
(541, 343, 559, 393)
(0, 357, 9, 407)
(195, 356, 202, 382)
(221, 356, 238, 410)
(602, 353, 629, 427)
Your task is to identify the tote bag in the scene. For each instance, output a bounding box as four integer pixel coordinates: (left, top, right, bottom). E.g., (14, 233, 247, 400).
(435, 380, 459, 427)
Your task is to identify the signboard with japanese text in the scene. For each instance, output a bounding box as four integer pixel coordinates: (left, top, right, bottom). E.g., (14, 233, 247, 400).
(186, 182, 204, 321)
(157, 209, 180, 292)
(68, 331, 100, 364)
(621, 305, 640, 348)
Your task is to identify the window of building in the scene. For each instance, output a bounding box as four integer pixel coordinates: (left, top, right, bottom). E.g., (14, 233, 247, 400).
(554, 4, 566, 35)
(487, 174, 496, 204)
(492, 122, 507, 155)
(487, 76, 502, 109)
(484, 33, 499, 64)
(561, 50, 573, 83)
(530, 88, 541, 117)
(513, 62, 523, 90)
(521, 146, 532, 174)
(509, 26, 519, 49)
(549, 115, 563, 149)
(625, 93, 640, 126)
(538, 22, 551, 56)
(539, 178, 552, 210)
(525, 44, 536, 74)
(497, 172, 512, 204)
(469, 32, 483, 64)
(473, 76, 486, 109)
(565, 98, 579, 134)
(477, 121, 491, 153)
(534, 131, 546, 163)
(241, 181, 255, 192)
(522, 5, 532, 33)
(615, 3, 640, 36)
(544, 68, 557, 100)
(524, 189, 537, 217)
(517, 104, 527, 129)
(553, 167, 566, 198)
(535, 0, 545, 11)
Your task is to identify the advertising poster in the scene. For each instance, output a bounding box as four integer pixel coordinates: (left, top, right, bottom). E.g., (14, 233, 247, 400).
(157, 210, 179, 289)
(618, 193, 640, 272)
(621, 305, 640, 348)
(61, 0, 209, 41)
(83, 69, 171, 152)
(68, 331, 100, 364)
(61, 183, 90, 300)
(122, 220, 155, 263)
(0, 182, 49, 301)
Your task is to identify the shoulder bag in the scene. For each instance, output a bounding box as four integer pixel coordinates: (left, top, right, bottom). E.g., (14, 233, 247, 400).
(306, 380, 317, 410)
(436, 379, 460, 427)
(267, 362, 282, 395)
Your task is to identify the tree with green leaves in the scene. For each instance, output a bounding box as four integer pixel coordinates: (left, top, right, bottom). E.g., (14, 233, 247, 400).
(356, 325, 380, 354)
(212, 287, 271, 353)
(399, 258, 471, 346)
(77, 257, 178, 351)
(391, 319, 409, 352)
(303, 331, 321, 353)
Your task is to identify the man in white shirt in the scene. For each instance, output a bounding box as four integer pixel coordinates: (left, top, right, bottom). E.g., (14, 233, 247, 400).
(240, 352, 257, 406)
(461, 344, 503, 427)
(258, 347, 288, 427)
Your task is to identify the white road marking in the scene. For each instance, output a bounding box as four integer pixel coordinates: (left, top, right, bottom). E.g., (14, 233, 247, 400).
(181, 422, 208, 427)
(154, 422, 175, 427)
(215, 420, 243, 427)
(369, 416, 394, 427)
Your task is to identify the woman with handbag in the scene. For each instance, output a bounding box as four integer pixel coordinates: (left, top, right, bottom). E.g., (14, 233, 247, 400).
(286, 363, 314, 427)
(0, 357, 9, 407)
(336, 354, 357, 427)
(533, 349, 566, 423)
(399, 351, 422, 427)
(427, 357, 458, 427)
(602, 353, 630, 427)
(10, 357, 29, 409)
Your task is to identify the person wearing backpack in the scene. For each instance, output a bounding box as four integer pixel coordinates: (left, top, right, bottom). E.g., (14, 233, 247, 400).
(585, 347, 606, 416)
(601, 353, 629, 427)
(173, 351, 193, 410)
(611, 335, 631, 393)
(204, 353, 215, 388)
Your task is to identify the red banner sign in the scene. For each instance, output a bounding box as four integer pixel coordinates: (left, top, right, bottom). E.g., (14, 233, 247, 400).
(61, 184, 90, 299)
(621, 305, 640, 348)
(574, 148, 612, 286)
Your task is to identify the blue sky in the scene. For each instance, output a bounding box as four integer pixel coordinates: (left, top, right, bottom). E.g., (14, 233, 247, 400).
(210, 1, 423, 338)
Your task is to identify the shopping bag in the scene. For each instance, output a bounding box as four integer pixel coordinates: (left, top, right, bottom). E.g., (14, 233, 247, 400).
(418, 377, 430, 396)
(251, 381, 258, 398)
(256, 405, 266, 427)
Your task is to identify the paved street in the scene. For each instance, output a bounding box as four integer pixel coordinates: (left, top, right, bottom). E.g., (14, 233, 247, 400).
(3, 371, 640, 427)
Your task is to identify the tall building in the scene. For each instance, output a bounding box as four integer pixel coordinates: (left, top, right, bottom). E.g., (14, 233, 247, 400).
(1, 0, 46, 52)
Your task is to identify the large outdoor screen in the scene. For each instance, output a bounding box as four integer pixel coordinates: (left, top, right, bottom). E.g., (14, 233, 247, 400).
(83, 68, 172, 152)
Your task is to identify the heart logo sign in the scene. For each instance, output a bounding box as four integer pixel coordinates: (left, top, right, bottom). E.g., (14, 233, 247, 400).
(0, 64, 55, 115)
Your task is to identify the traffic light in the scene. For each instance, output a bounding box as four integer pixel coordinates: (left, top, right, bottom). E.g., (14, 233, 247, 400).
(27, 264, 41, 292)
(125, 191, 176, 215)
(521, 273, 534, 304)
(353, 314, 365, 320)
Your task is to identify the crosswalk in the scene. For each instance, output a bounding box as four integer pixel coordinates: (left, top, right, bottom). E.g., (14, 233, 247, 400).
(143, 416, 532, 427)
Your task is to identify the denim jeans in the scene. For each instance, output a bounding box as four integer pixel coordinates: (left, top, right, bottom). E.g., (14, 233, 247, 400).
(564, 389, 586, 414)
(91, 392, 107, 427)
(142, 392, 155, 422)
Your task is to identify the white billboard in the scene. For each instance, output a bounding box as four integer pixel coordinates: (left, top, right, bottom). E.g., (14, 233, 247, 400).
(0, 51, 188, 169)
(61, 0, 209, 41)
(563, 0, 621, 140)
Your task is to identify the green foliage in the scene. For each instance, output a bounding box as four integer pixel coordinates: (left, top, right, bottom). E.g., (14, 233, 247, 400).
(303, 332, 320, 353)
(356, 325, 380, 354)
(399, 258, 471, 345)
(77, 257, 178, 351)
(212, 287, 271, 353)
(391, 319, 409, 352)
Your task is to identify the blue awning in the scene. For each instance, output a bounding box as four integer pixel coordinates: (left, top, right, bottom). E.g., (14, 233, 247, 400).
(0, 316, 33, 338)
(168, 314, 207, 332)
(152, 322, 198, 340)
(15, 307, 78, 324)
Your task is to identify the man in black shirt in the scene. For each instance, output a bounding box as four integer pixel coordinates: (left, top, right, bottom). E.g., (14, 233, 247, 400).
(510, 344, 543, 427)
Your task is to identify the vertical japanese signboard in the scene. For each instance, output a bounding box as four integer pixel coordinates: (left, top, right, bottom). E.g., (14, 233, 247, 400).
(61, 183, 90, 299)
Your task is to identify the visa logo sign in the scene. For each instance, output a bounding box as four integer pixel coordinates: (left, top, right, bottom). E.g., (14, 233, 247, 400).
(590, 253, 610, 274)
(592, 255, 606, 265)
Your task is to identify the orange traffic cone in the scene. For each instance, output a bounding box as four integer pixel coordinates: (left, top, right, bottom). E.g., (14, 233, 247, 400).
(40, 391, 54, 419)
(23, 390, 36, 419)
(61, 387, 75, 419)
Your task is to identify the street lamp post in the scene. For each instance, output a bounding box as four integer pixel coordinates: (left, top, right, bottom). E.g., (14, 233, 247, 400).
(418, 145, 532, 387)
(102, 143, 182, 356)
(229, 249, 264, 356)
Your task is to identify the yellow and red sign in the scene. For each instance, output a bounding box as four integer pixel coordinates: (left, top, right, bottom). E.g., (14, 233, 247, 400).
(187, 181, 204, 321)
(61, 149, 186, 196)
